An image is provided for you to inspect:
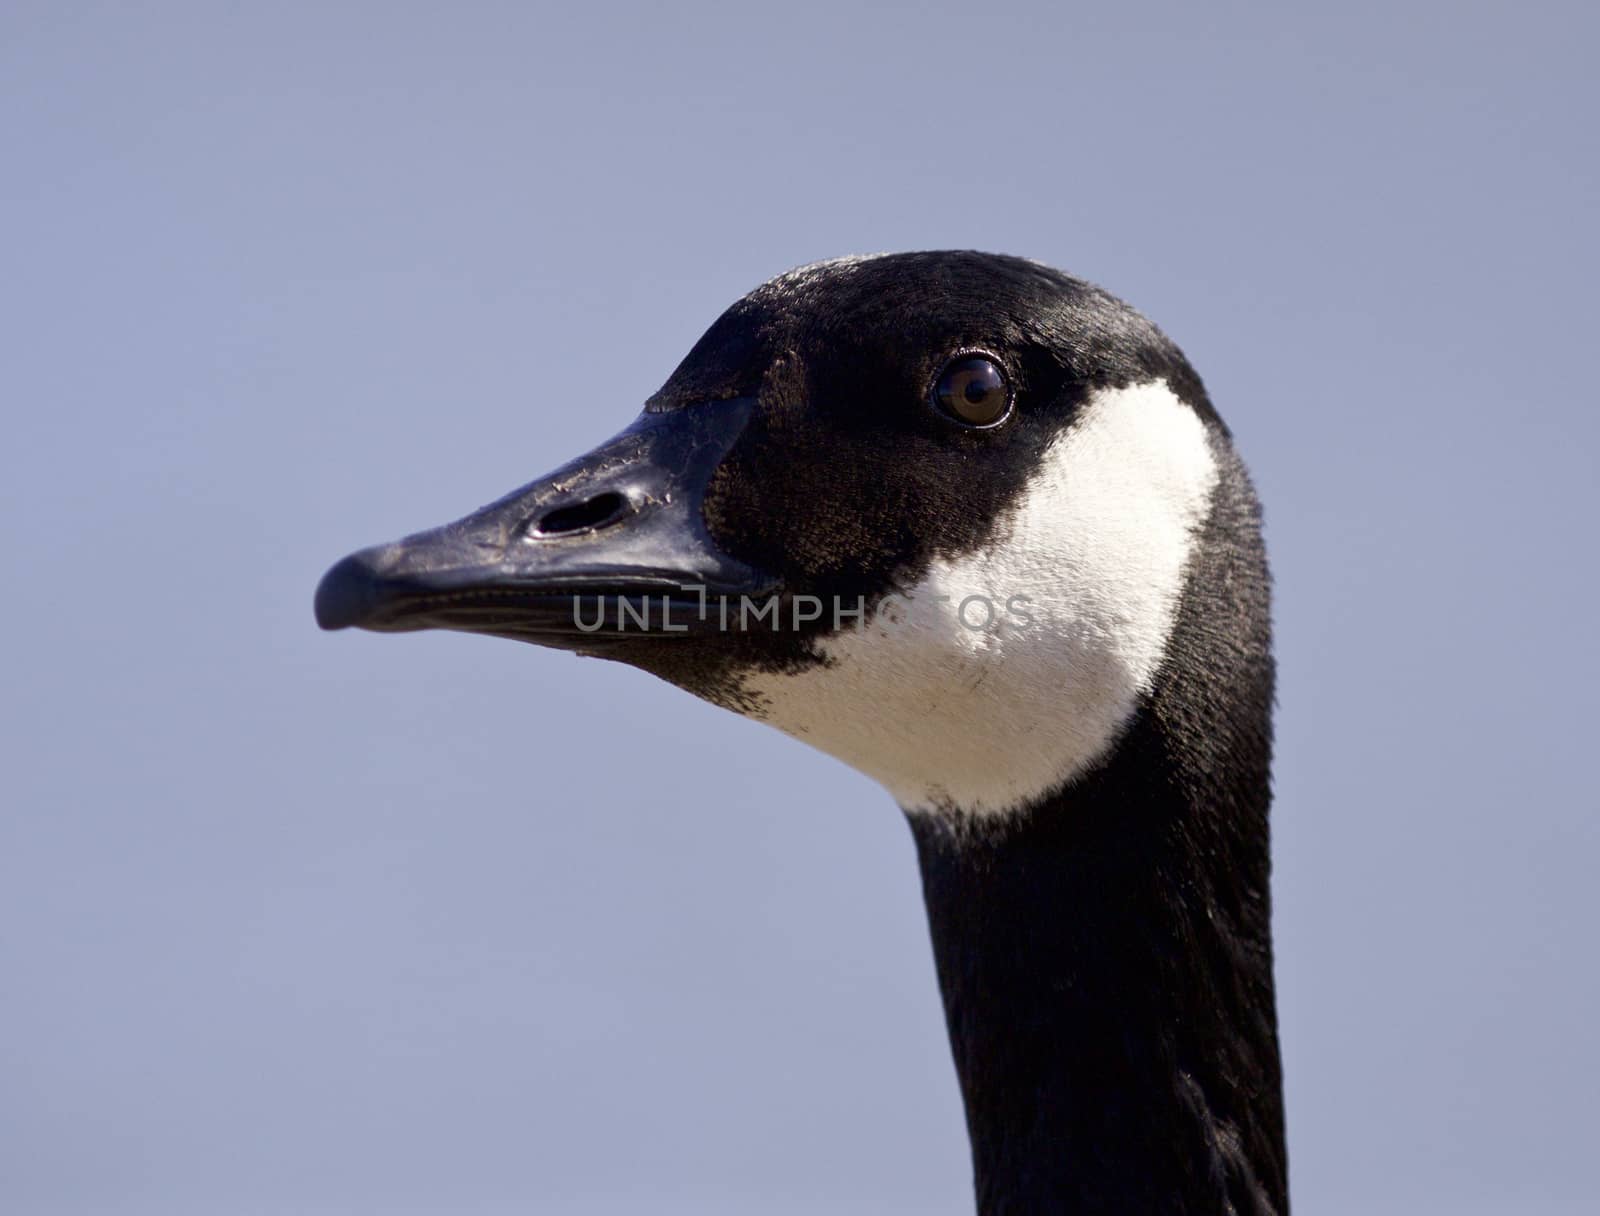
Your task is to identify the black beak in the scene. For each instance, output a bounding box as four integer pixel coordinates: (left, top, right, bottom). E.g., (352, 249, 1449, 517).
(313, 397, 773, 649)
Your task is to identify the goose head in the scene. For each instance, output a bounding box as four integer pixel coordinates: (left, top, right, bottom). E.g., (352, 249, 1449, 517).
(316, 251, 1241, 821)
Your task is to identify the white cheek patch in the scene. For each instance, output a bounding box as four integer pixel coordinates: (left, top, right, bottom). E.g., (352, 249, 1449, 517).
(737, 380, 1219, 818)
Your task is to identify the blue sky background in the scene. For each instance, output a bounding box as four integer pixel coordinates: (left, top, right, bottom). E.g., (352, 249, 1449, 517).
(3, 3, 1596, 1213)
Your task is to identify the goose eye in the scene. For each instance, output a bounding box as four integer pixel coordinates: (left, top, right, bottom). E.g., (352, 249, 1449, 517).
(933, 355, 1011, 427)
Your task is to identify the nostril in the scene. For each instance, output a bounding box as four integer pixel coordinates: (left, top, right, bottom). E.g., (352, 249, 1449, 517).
(533, 491, 630, 537)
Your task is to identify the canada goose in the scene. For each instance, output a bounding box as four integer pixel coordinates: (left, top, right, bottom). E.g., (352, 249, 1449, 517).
(315, 251, 1285, 1214)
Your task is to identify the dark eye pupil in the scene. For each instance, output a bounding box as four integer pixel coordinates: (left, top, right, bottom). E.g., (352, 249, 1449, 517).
(934, 356, 1010, 426)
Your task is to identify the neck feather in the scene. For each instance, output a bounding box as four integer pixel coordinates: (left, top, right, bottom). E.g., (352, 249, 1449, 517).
(909, 449, 1284, 1214)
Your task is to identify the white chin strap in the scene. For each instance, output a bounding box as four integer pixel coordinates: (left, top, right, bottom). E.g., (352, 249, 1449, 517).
(737, 379, 1220, 818)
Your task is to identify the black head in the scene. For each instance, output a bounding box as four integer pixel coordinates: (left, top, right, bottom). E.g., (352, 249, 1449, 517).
(315, 252, 1254, 814)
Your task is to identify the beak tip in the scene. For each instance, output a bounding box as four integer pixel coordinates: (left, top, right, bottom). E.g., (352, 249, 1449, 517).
(314, 551, 380, 631)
